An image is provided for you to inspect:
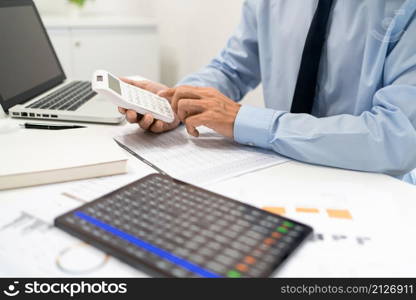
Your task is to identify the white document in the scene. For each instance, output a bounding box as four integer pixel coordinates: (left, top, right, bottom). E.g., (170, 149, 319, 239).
(0, 199, 144, 277)
(115, 126, 289, 185)
(210, 176, 416, 277)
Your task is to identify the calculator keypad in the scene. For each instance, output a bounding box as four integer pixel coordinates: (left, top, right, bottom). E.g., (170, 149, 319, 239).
(56, 174, 312, 278)
(122, 84, 173, 119)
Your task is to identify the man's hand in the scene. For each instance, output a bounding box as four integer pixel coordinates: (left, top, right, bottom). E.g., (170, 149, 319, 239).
(118, 79, 181, 133)
(160, 86, 241, 138)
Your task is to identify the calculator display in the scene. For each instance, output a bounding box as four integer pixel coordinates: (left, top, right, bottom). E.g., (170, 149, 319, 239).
(108, 74, 121, 95)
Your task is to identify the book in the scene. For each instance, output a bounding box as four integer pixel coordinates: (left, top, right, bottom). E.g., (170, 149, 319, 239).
(0, 128, 128, 190)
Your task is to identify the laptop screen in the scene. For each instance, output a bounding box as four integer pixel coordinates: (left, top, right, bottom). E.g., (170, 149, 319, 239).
(0, 0, 65, 112)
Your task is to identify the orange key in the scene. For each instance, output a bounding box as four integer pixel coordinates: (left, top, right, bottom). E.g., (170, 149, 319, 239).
(272, 232, 282, 239)
(244, 256, 256, 265)
(235, 263, 249, 273)
(264, 238, 276, 246)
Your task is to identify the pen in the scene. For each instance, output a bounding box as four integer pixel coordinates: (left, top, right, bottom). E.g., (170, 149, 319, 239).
(20, 123, 87, 130)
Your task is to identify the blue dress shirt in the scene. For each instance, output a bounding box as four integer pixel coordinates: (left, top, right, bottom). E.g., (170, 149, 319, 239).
(178, 0, 416, 184)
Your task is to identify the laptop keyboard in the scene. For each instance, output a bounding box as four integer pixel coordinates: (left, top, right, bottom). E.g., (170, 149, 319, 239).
(27, 81, 96, 111)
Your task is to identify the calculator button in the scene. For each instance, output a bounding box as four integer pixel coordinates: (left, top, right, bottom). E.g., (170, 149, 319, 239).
(277, 227, 289, 234)
(216, 254, 234, 266)
(246, 230, 263, 240)
(207, 242, 222, 251)
(189, 254, 205, 264)
(272, 232, 283, 239)
(199, 247, 216, 257)
(173, 248, 190, 258)
(156, 260, 172, 271)
(244, 256, 256, 265)
(214, 235, 228, 244)
(251, 249, 263, 258)
(227, 270, 242, 278)
(193, 235, 207, 244)
(264, 238, 277, 246)
(172, 268, 188, 277)
(224, 248, 242, 260)
(206, 261, 226, 274)
(223, 230, 239, 239)
(238, 236, 258, 247)
(252, 225, 270, 234)
(184, 240, 200, 250)
(235, 264, 249, 273)
(246, 268, 264, 277)
(262, 254, 277, 264)
(231, 241, 251, 252)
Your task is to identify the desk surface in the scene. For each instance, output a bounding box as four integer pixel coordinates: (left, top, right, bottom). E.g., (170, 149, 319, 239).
(1, 108, 416, 277)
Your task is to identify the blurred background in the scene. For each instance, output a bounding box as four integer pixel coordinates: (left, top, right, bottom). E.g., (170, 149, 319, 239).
(34, 0, 262, 106)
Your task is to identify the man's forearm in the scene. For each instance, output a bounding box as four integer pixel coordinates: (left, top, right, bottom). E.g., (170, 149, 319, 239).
(234, 93, 416, 177)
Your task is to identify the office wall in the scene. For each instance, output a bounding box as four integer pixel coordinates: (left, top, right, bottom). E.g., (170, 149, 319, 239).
(34, 0, 263, 106)
(34, 0, 155, 17)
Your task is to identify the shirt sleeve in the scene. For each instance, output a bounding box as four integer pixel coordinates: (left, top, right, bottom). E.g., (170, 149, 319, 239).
(177, 0, 261, 102)
(235, 19, 416, 177)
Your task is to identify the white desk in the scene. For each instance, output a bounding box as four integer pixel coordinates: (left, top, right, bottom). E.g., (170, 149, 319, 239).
(1, 108, 416, 277)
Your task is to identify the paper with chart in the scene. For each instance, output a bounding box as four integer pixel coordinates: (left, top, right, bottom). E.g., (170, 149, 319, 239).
(114, 126, 289, 185)
(209, 176, 416, 277)
(0, 198, 144, 277)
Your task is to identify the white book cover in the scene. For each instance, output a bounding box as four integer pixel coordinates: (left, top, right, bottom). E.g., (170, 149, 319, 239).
(0, 128, 128, 190)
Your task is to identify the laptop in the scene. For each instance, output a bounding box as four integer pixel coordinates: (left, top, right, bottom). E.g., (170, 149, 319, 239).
(0, 0, 123, 124)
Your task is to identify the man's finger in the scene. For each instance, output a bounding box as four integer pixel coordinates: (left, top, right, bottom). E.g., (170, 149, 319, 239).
(184, 113, 210, 137)
(158, 88, 175, 103)
(158, 88, 175, 99)
(157, 89, 170, 97)
(177, 99, 209, 122)
(126, 110, 139, 123)
(118, 107, 127, 115)
(170, 86, 202, 113)
(139, 114, 155, 130)
(120, 78, 149, 89)
(120, 77, 133, 84)
(150, 120, 167, 133)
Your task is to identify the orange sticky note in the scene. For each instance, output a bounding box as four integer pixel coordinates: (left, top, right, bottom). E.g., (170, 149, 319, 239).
(296, 207, 320, 214)
(263, 207, 286, 215)
(327, 209, 353, 220)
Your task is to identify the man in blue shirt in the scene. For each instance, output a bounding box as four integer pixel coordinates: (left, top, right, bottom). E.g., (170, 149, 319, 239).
(119, 0, 416, 183)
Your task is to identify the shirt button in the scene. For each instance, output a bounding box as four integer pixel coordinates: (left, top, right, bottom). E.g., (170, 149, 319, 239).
(248, 142, 255, 147)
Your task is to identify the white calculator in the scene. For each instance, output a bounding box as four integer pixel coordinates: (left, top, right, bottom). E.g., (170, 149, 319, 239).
(92, 70, 175, 123)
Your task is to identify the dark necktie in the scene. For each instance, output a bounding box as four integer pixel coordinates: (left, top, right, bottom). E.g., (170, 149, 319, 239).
(291, 0, 334, 114)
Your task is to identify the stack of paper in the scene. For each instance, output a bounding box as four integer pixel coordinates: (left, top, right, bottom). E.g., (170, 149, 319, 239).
(115, 126, 289, 185)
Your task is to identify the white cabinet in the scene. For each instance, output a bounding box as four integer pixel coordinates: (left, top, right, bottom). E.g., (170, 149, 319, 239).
(44, 17, 160, 81)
